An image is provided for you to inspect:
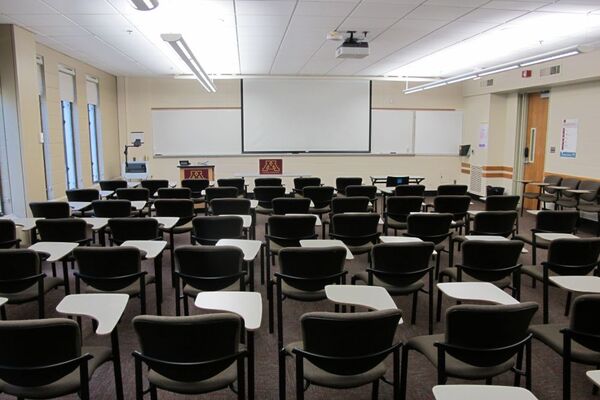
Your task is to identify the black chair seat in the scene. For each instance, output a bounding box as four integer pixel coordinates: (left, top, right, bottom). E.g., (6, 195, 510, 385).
(530, 324, 600, 365)
(346, 242, 373, 255)
(0, 277, 63, 303)
(86, 275, 155, 296)
(578, 203, 600, 213)
(438, 268, 511, 288)
(514, 234, 550, 248)
(0, 345, 111, 398)
(406, 334, 515, 379)
(282, 282, 326, 301)
(182, 278, 245, 298)
(523, 192, 540, 199)
(539, 194, 558, 203)
(309, 206, 331, 214)
(353, 273, 424, 295)
(147, 363, 237, 395)
(160, 221, 193, 234)
(556, 198, 577, 208)
(255, 205, 273, 215)
(387, 217, 407, 230)
(284, 341, 387, 389)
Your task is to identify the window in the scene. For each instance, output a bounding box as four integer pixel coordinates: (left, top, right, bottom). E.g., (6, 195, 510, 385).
(86, 77, 102, 182)
(61, 100, 78, 190)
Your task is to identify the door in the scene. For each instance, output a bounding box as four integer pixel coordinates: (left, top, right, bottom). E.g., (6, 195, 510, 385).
(522, 92, 549, 209)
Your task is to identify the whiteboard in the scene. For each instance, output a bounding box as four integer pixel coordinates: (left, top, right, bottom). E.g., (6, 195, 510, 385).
(242, 79, 370, 152)
(152, 109, 241, 156)
(371, 110, 414, 154)
(414, 110, 463, 155)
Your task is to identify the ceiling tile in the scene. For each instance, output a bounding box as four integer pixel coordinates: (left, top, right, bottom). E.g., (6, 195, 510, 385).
(538, 2, 600, 13)
(482, 1, 551, 11)
(294, 1, 358, 17)
(0, 0, 57, 14)
(235, 0, 296, 16)
(9, 13, 77, 27)
(406, 5, 474, 21)
(43, 0, 118, 14)
(459, 8, 529, 23)
(351, 2, 417, 18)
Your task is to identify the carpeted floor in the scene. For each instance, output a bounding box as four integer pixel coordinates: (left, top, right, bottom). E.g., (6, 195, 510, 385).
(3, 199, 599, 400)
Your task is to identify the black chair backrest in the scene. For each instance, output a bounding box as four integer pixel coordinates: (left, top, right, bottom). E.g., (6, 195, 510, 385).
(154, 199, 195, 221)
(92, 200, 131, 218)
(205, 187, 239, 203)
(386, 196, 424, 223)
(66, 189, 99, 202)
(108, 218, 159, 244)
(437, 184, 468, 196)
(294, 177, 321, 192)
(444, 302, 538, 367)
(331, 197, 370, 215)
(485, 195, 519, 211)
(345, 185, 377, 200)
(217, 178, 245, 194)
(371, 242, 435, 287)
(36, 218, 87, 243)
(74, 247, 142, 291)
(254, 177, 281, 187)
(300, 309, 402, 375)
(278, 247, 347, 292)
(99, 180, 127, 191)
(579, 181, 600, 202)
(141, 180, 169, 196)
(192, 216, 244, 245)
(336, 177, 362, 195)
(210, 198, 251, 215)
(0, 318, 82, 387)
(472, 211, 518, 237)
(545, 238, 600, 276)
(181, 179, 210, 198)
(116, 188, 149, 201)
(0, 249, 41, 293)
(460, 240, 524, 282)
(157, 188, 191, 199)
(254, 186, 286, 209)
(543, 175, 562, 193)
(29, 201, 70, 218)
(302, 186, 334, 208)
(433, 195, 471, 220)
(175, 245, 244, 290)
(560, 178, 580, 198)
(535, 210, 579, 233)
(272, 197, 310, 215)
(0, 220, 17, 248)
(386, 176, 409, 187)
(133, 313, 241, 382)
(405, 213, 453, 244)
(331, 213, 380, 246)
(394, 185, 425, 197)
(268, 215, 317, 247)
(569, 295, 600, 352)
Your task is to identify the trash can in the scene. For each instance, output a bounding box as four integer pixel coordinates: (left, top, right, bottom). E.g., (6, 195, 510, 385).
(486, 185, 505, 196)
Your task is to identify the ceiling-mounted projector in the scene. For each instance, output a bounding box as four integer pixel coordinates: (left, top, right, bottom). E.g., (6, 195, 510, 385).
(336, 31, 369, 59)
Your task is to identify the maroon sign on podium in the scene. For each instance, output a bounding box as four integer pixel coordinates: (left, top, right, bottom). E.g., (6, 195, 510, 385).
(259, 159, 283, 175)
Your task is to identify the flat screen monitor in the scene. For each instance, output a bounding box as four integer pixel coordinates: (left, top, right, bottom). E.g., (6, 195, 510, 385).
(386, 176, 409, 187)
(459, 144, 471, 156)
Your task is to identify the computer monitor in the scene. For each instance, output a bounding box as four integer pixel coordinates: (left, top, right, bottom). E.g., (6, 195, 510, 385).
(386, 176, 409, 187)
(459, 144, 471, 156)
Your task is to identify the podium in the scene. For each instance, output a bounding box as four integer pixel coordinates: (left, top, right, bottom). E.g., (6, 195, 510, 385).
(178, 165, 215, 180)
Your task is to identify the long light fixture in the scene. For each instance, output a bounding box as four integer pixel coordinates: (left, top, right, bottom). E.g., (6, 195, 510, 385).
(128, 0, 159, 11)
(161, 33, 216, 93)
(403, 46, 582, 94)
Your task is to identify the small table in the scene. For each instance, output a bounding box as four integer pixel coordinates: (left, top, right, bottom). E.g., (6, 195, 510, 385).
(195, 291, 262, 400)
(325, 285, 402, 324)
(0, 296, 7, 320)
(530, 182, 551, 210)
(463, 235, 507, 241)
(68, 201, 91, 211)
(549, 276, 600, 294)
(57, 293, 127, 400)
(0, 215, 41, 244)
(370, 176, 425, 185)
(216, 239, 263, 291)
(437, 282, 519, 305)
(586, 370, 600, 387)
(433, 385, 538, 400)
(300, 239, 354, 260)
(130, 201, 148, 213)
(526, 209, 541, 215)
(81, 217, 109, 231)
(120, 240, 167, 315)
(29, 241, 78, 294)
(285, 214, 322, 226)
(535, 232, 579, 241)
(379, 236, 438, 255)
(99, 190, 114, 198)
(153, 216, 179, 230)
(518, 180, 533, 216)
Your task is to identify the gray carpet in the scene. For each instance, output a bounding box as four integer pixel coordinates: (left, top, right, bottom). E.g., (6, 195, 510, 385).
(2, 200, 599, 400)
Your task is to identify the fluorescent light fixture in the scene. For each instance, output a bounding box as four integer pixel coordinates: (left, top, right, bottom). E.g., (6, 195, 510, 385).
(161, 33, 216, 93)
(128, 0, 158, 11)
(427, 82, 448, 89)
(447, 75, 477, 84)
(478, 65, 519, 77)
(404, 87, 424, 94)
(519, 50, 580, 67)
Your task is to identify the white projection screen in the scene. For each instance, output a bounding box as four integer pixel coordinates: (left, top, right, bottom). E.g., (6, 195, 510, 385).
(242, 79, 371, 152)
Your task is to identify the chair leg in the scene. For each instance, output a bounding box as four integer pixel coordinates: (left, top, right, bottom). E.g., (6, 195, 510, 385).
(543, 276, 549, 324)
(267, 280, 274, 334)
(435, 253, 441, 281)
(169, 231, 176, 287)
(411, 291, 418, 325)
(428, 275, 434, 335)
(0, 306, 6, 320)
(111, 329, 124, 400)
(134, 357, 144, 400)
(514, 347, 524, 387)
(371, 379, 379, 400)
(565, 291, 572, 316)
(436, 275, 445, 323)
(295, 353, 304, 400)
(526, 340, 532, 390)
(400, 347, 409, 400)
(175, 280, 181, 316)
(279, 349, 287, 400)
(183, 294, 190, 316)
(150, 384, 158, 400)
(564, 338, 571, 400)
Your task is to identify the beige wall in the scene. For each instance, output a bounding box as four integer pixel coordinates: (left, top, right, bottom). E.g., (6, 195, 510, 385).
(118, 77, 464, 189)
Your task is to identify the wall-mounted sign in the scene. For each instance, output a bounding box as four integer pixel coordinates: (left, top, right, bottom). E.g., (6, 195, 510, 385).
(560, 118, 578, 158)
(259, 159, 283, 175)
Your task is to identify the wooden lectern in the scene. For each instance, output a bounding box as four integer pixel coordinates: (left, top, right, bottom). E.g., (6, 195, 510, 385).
(178, 165, 215, 180)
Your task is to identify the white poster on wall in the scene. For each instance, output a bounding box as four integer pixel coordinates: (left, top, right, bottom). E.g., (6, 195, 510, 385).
(478, 123, 489, 149)
(559, 118, 578, 158)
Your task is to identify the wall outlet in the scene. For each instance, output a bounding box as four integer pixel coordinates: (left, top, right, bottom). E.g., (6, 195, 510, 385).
(550, 146, 556, 154)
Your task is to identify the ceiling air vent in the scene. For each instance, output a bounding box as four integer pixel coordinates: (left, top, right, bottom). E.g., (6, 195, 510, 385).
(480, 79, 494, 88)
(540, 65, 561, 77)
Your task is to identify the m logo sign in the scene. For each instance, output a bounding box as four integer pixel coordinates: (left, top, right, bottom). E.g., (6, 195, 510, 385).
(259, 159, 283, 175)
